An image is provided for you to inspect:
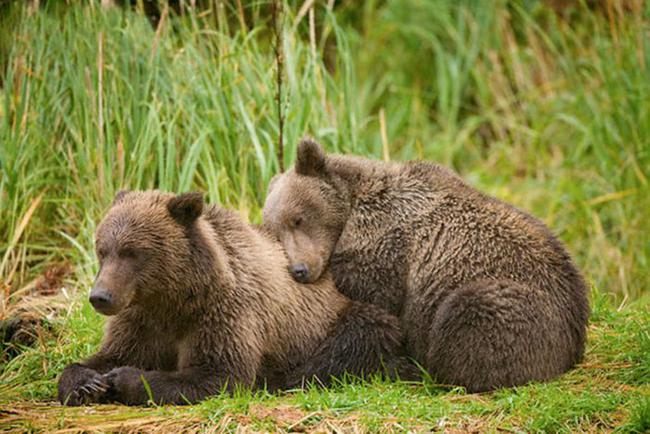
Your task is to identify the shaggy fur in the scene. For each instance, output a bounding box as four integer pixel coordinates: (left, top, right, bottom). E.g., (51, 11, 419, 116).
(58, 190, 406, 406)
(263, 139, 590, 392)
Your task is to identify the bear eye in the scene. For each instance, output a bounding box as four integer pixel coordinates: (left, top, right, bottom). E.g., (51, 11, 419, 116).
(292, 216, 303, 228)
(118, 247, 138, 259)
(97, 247, 109, 259)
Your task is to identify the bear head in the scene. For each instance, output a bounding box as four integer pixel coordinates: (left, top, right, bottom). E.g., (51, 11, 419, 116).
(263, 139, 349, 284)
(90, 190, 204, 315)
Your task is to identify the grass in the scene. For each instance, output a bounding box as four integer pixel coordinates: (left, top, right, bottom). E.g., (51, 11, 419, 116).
(1, 290, 648, 432)
(0, 0, 649, 432)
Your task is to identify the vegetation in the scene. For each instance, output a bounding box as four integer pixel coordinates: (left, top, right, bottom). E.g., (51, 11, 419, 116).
(0, 0, 648, 432)
(1, 292, 648, 432)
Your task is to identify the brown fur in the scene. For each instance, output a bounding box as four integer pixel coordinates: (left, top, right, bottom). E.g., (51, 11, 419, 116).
(58, 190, 407, 406)
(263, 138, 590, 392)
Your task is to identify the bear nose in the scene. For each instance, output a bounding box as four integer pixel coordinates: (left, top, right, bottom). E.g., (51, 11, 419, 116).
(89, 289, 113, 311)
(289, 264, 309, 282)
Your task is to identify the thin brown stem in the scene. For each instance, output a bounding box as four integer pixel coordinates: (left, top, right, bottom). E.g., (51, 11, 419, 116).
(272, 0, 285, 173)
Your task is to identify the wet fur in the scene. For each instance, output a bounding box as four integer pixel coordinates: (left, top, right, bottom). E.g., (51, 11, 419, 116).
(263, 139, 590, 392)
(58, 191, 407, 406)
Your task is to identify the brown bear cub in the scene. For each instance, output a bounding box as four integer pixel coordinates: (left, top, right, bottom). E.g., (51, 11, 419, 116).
(263, 139, 590, 392)
(58, 190, 407, 406)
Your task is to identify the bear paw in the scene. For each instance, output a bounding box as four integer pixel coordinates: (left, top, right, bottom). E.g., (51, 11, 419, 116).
(58, 364, 109, 406)
(103, 366, 147, 405)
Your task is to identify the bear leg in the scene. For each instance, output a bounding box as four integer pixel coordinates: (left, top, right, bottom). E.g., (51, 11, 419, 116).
(280, 301, 416, 389)
(426, 279, 586, 392)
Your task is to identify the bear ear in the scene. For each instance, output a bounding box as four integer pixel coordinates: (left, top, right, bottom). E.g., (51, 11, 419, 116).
(168, 192, 204, 226)
(112, 189, 129, 206)
(295, 137, 326, 177)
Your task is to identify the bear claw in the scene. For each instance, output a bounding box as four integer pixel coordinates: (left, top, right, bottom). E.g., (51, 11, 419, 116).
(66, 373, 109, 405)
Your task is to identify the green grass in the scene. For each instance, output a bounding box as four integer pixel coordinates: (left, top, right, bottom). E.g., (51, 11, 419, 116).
(1, 289, 648, 432)
(0, 0, 649, 432)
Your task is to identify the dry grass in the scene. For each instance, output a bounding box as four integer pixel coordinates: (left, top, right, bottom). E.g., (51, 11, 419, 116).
(0, 402, 206, 434)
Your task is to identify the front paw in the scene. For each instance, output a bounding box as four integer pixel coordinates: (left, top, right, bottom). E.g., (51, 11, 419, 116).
(58, 364, 109, 406)
(103, 366, 147, 405)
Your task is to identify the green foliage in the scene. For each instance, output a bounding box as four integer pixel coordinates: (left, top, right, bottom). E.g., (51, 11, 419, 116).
(0, 1, 648, 301)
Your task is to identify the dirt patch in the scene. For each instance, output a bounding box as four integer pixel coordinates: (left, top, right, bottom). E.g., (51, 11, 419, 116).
(0, 313, 49, 357)
(34, 262, 73, 296)
(246, 403, 368, 432)
(1, 262, 74, 361)
(249, 403, 308, 427)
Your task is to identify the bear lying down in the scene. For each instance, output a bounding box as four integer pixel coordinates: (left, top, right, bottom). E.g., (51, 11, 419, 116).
(58, 190, 409, 406)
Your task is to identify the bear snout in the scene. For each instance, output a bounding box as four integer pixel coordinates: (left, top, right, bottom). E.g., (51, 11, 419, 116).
(288, 263, 309, 283)
(89, 288, 115, 315)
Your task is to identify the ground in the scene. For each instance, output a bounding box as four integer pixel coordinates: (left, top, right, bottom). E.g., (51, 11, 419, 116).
(0, 291, 648, 433)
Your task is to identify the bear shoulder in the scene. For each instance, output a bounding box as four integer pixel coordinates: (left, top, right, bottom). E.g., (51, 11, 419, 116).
(402, 160, 465, 186)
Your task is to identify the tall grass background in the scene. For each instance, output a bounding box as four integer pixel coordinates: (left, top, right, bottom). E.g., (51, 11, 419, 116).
(0, 0, 648, 314)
